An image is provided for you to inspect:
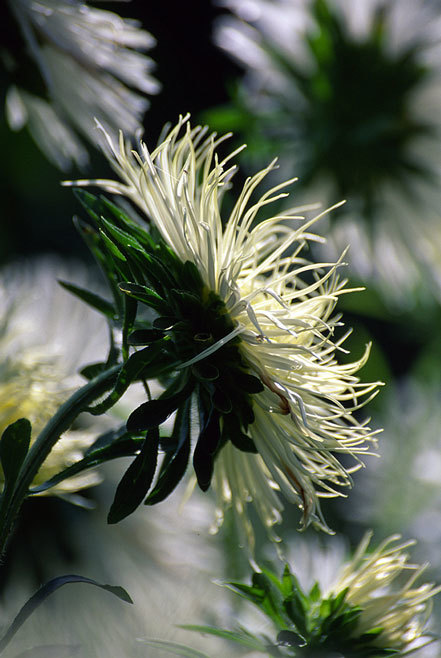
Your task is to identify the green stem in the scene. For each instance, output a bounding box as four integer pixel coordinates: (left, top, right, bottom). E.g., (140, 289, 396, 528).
(0, 364, 120, 556)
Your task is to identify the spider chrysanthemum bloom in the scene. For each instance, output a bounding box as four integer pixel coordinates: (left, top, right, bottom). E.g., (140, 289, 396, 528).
(0, 259, 108, 496)
(5, 0, 160, 170)
(328, 533, 441, 653)
(185, 534, 441, 656)
(70, 115, 380, 544)
(214, 0, 441, 304)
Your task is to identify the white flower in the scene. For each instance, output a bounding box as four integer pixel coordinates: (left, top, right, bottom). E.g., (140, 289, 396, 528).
(329, 533, 441, 653)
(5, 0, 160, 170)
(0, 258, 108, 496)
(69, 115, 381, 544)
(214, 0, 441, 306)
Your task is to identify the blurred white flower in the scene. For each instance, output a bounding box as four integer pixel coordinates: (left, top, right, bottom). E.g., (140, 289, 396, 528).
(0, 257, 108, 496)
(5, 0, 160, 170)
(215, 0, 441, 306)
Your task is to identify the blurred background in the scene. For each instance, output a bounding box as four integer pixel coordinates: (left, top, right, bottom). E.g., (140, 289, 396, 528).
(1, 1, 441, 656)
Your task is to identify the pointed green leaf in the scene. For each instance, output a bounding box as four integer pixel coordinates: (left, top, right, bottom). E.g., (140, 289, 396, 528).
(107, 428, 159, 523)
(0, 574, 132, 653)
(59, 281, 115, 318)
(119, 282, 167, 313)
(0, 418, 31, 495)
(145, 399, 191, 505)
(88, 344, 164, 416)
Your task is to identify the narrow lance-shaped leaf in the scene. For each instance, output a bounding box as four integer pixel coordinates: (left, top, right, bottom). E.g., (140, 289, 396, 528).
(29, 433, 144, 495)
(0, 418, 31, 497)
(88, 344, 164, 416)
(58, 280, 115, 319)
(145, 399, 192, 505)
(0, 574, 132, 653)
(107, 427, 159, 524)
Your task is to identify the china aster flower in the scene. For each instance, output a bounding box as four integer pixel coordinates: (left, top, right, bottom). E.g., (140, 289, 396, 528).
(214, 0, 441, 305)
(0, 258, 108, 496)
(4, 0, 160, 170)
(69, 115, 380, 544)
(177, 533, 441, 656)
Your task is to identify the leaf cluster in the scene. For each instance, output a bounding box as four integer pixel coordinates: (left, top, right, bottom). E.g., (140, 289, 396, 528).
(66, 191, 264, 524)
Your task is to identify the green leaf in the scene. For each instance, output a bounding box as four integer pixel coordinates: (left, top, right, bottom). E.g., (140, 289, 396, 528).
(58, 281, 115, 319)
(180, 625, 269, 652)
(126, 379, 193, 432)
(145, 399, 191, 505)
(0, 418, 31, 496)
(137, 639, 211, 658)
(100, 217, 145, 253)
(192, 408, 221, 491)
(99, 229, 127, 261)
(0, 574, 132, 653)
(235, 371, 264, 394)
(118, 282, 167, 314)
(107, 428, 159, 524)
(88, 344, 164, 416)
(128, 329, 165, 345)
(80, 362, 106, 380)
(29, 432, 143, 495)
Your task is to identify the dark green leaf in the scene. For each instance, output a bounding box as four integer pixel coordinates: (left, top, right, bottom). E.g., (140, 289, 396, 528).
(235, 371, 264, 394)
(29, 433, 143, 495)
(193, 408, 221, 491)
(99, 229, 127, 261)
(145, 399, 191, 505)
(126, 379, 192, 431)
(80, 362, 108, 380)
(107, 428, 159, 523)
(58, 281, 115, 319)
(88, 344, 163, 416)
(128, 329, 165, 345)
(119, 282, 166, 314)
(0, 418, 31, 496)
(0, 574, 132, 653)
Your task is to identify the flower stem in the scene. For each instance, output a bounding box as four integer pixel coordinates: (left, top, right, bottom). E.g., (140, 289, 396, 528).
(0, 364, 120, 556)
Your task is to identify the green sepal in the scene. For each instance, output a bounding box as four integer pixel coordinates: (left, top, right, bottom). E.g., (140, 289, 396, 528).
(145, 398, 192, 505)
(107, 427, 159, 524)
(0, 418, 31, 497)
(128, 329, 165, 345)
(58, 280, 115, 319)
(222, 415, 257, 454)
(235, 371, 265, 394)
(191, 362, 219, 381)
(126, 378, 193, 432)
(193, 405, 221, 491)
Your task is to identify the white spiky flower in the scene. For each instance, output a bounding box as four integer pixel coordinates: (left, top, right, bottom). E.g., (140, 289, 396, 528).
(5, 0, 160, 170)
(0, 258, 108, 497)
(214, 0, 441, 306)
(69, 115, 381, 545)
(329, 533, 441, 653)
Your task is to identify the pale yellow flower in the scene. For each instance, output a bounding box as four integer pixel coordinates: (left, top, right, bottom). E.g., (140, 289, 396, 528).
(70, 116, 381, 544)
